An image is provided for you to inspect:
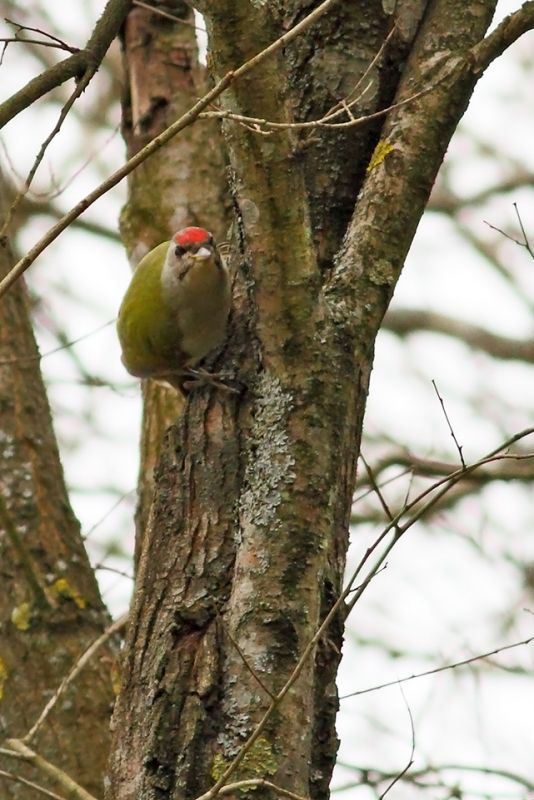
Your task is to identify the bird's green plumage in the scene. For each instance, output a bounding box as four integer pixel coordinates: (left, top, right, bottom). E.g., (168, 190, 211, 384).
(117, 242, 185, 377)
(117, 236, 230, 382)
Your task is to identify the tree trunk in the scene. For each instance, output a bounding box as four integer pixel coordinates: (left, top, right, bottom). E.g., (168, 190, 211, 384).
(0, 172, 116, 798)
(108, 2, 503, 799)
(118, 0, 230, 557)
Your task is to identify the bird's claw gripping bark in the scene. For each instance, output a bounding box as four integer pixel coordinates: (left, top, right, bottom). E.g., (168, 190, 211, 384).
(174, 367, 240, 395)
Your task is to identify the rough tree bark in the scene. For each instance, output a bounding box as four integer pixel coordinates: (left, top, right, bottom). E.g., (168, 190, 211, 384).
(0, 171, 116, 798)
(107, 2, 532, 800)
(119, 0, 230, 554)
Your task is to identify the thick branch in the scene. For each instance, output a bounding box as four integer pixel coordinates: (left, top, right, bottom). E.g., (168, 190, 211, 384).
(0, 0, 130, 129)
(358, 450, 534, 485)
(384, 308, 534, 362)
(429, 170, 534, 213)
(0, 51, 86, 129)
(4, 740, 97, 800)
(324, 0, 498, 342)
(471, 0, 534, 74)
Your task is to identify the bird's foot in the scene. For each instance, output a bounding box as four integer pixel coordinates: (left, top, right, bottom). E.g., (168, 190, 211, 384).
(172, 367, 240, 395)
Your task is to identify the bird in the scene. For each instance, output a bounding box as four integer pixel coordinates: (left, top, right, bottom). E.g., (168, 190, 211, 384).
(117, 226, 231, 393)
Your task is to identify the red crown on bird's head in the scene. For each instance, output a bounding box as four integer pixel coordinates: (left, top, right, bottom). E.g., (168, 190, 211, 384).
(174, 227, 212, 247)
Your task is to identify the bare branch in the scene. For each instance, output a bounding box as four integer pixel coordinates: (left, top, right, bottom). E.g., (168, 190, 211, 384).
(223, 623, 277, 700)
(431, 379, 466, 469)
(357, 448, 534, 485)
(423, 763, 534, 791)
(216, 779, 309, 800)
(2, 740, 98, 800)
(0, 0, 342, 298)
(0, 768, 67, 800)
(471, 0, 534, 75)
(4, 18, 79, 51)
(348, 438, 534, 611)
(0, 51, 86, 127)
(132, 0, 206, 31)
(429, 169, 534, 213)
(1, 67, 100, 237)
(485, 201, 534, 260)
(24, 613, 127, 745)
(0, 0, 130, 129)
(341, 633, 534, 699)
(360, 454, 400, 534)
(19, 196, 120, 241)
(335, 761, 534, 794)
(0, 36, 78, 53)
(378, 684, 415, 799)
(201, 83, 434, 134)
(384, 307, 534, 362)
(0, 319, 115, 366)
(194, 429, 534, 800)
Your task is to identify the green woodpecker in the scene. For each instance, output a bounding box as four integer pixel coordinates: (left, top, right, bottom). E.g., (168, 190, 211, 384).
(117, 227, 230, 392)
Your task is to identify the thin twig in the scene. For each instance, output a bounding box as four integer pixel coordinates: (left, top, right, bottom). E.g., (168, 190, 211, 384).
(0, 0, 130, 129)
(24, 613, 128, 744)
(484, 203, 534, 261)
(217, 779, 308, 800)
(378, 683, 415, 799)
(360, 453, 400, 533)
(431, 379, 466, 469)
(353, 467, 414, 505)
(320, 24, 397, 123)
(0, 63, 97, 237)
(347, 449, 534, 614)
(132, 0, 206, 31)
(0, 319, 115, 366)
(484, 219, 525, 247)
(0, 0, 342, 299)
(83, 488, 135, 540)
(340, 633, 534, 699)
(401, 466, 415, 512)
(4, 18, 79, 52)
(346, 564, 388, 595)
(28, 123, 122, 202)
(223, 623, 276, 700)
(192, 430, 534, 800)
(513, 201, 534, 259)
(0, 36, 78, 52)
(94, 563, 134, 580)
(202, 83, 433, 133)
(0, 768, 67, 800)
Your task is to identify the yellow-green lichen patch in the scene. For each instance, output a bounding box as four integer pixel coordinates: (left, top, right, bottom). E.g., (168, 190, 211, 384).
(11, 601, 32, 631)
(211, 736, 278, 785)
(50, 578, 87, 609)
(111, 660, 122, 696)
(367, 139, 394, 173)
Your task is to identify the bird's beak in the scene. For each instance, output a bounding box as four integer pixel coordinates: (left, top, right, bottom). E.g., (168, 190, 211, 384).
(193, 246, 212, 260)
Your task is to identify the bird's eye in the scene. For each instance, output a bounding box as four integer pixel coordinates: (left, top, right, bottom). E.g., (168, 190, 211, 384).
(175, 245, 186, 257)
